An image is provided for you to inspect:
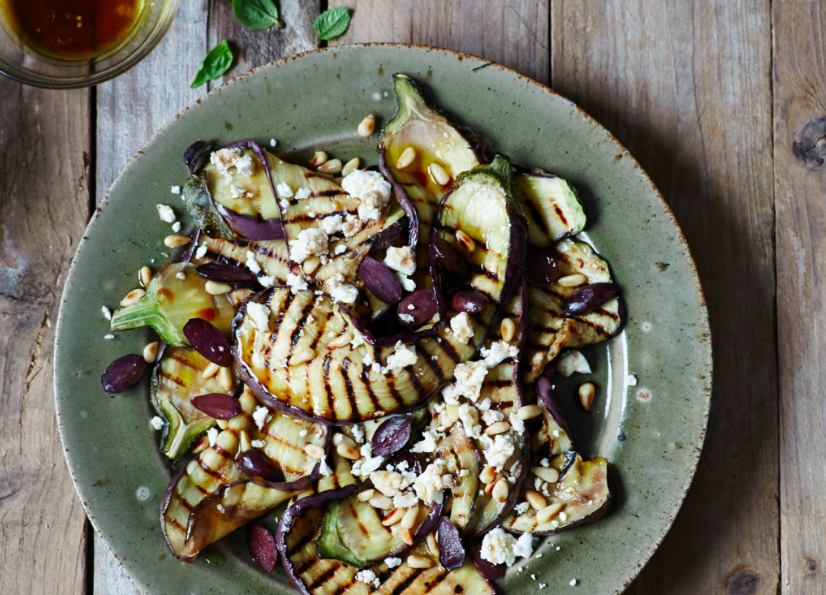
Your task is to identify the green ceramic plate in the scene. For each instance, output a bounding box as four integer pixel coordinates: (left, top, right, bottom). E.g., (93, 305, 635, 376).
(55, 44, 711, 595)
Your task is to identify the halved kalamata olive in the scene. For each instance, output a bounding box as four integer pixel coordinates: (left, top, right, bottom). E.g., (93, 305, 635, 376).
(371, 416, 412, 456)
(359, 256, 403, 304)
(191, 393, 241, 420)
(525, 244, 561, 285)
(429, 236, 469, 279)
(183, 318, 233, 367)
(562, 283, 618, 316)
(100, 354, 147, 394)
(235, 449, 287, 483)
(196, 262, 257, 284)
(397, 289, 438, 327)
(438, 517, 465, 570)
(449, 289, 488, 314)
(247, 524, 278, 572)
(389, 451, 423, 476)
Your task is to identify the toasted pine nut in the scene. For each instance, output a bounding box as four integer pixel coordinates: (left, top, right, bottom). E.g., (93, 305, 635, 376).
(492, 478, 510, 503)
(192, 436, 210, 454)
(531, 466, 560, 484)
(327, 332, 353, 349)
(120, 288, 145, 306)
(139, 266, 153, 287)
(357, 488, 376, 502)
(480, 465, 496, 485)
(216, 419, 229, 430)
(526, 490, 547, 511)
(455, 229, 475, 253)
(395, 147, 417, 170)
(382, 508, 405, 527)
(336, 442, 361, 461)
(333, 433, 357, 448)
(579, 381, 596, 411)
(217, 366, 234, 391)
(238, 430, 252, 452)
(216, 429, 238, 452)
(400, 506, 419, 529)
(400, 528, 414, 546)
(302, 256, 321, 275)
(205, 280, 232, 295)
(341, 157, 360, 177)
(517, 404, 543, 420)
(485, 421, 510, 436)
(369, 494, 393, 509)
(557, 273, 587, 287)
(239, 391, 257, 414)
(143, 341, 159, 363)
(228, 415, 248, 431)
(303, 443, 325, 459)
(500, 318, 516, 342)
(310, 151, 328, 168)
(537, 502, 564, 524)
(484, 475, 500, 495)
(358, 114, 376, 137)
(407, 555, 433, 569)
(164, 234, 191, 248)
(290, 347, 316, 366)
(318, 158, 343, 174)
(428, 162, 450, 186)
(203, 362, 220, 379)
(426, 532, 439, 555)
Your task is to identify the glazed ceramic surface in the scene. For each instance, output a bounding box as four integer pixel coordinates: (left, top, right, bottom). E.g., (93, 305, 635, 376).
(54, 44, 711, 595)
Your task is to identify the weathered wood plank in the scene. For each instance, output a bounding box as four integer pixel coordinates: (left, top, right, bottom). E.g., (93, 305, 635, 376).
(331, 0, 550, 84)
(773, 2, 826, 593)
(551, 1, 778, 593)
(0, 83, 91, 593)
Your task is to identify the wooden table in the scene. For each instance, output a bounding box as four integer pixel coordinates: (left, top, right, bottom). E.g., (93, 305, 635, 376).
(0, 1, 821, 593)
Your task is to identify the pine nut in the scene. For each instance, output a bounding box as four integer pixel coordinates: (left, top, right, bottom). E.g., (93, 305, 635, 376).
(395, 147, 417, 170)
(238, 430, 252, 452)
(202, 362, 220, 379)
(239, 391, 257, 414)
(455, 229, 475, 253)
(318, 158, 343, 174)
(525, 490, 547, 511)
(531, 466, 560, 484)
(120, 288, 145, 306)
(310, 151, 328, 168)
(341, 157, 360, 177)
(304, 444, 325, 459)
(302, 256, 321, 275)
(333, 433, 357, 448)
(485, 421, 510, 436)
(492, 478, 510, 503)
(216, 419, 229, 430)
(579, 381, 596, 411)
(400, 506, 419, 529)
(537, 502, 564, 524)
(382, 508, 405, 527)
(139, 266, 153, 287)
(228, 415, 248, 431)
(400, 528, 414, 546)
(480, 465, 496, 485)
(517, 404, 543, 420)
(336, 442, 361, 461)
(217, 366, 234, 391)
(357, 488, 376, 502)
(500, 317, 516, 342)
(426, 532, 439, 555)
(407, 555, 433, 569)
(164, 234, 191, 248)
(443, 404, 460, 426)
(358, 114, 376, 137)
(327, 332, 353, 349)
(192, 436, 210, 454)
(217, 429, 238, 452)
(290, 347, 316, 366)
(557, 273, 587, 287)
(428, 162, 450, 186)
(369, 494, 393, 509)
(484, 475, 500, 495)
(143, 341, 159, 363)
(204, 280, 232, 295)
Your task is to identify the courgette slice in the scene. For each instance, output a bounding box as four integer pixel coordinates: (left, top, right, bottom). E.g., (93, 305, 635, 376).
(516, 168, 586, 246)
(437, 425, 479, 531)
(190, 233, 292, 287)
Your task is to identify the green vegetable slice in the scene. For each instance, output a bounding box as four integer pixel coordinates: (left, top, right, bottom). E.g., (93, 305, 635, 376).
(516, 168, 586, 245)
(191, 40, 233, 89)
(313, 7, 352, 40)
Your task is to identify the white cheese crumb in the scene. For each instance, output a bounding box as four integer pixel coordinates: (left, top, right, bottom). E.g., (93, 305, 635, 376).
(230, 184, 254, 199)
(397, 273, 416, 292)
(156, 204, 175, 223)
(627, 374, 638, 386)
(514, 501, 530, 515)
(289, 228, 329, 263)
(234, 153, 254, 176)
(411, 429, 439, 453)
(569, 579, 578, 586)
(355, 569, 379, 588)
(458, 403, 482, 439)
(321, 215, 344, 235)
(441, 360, 487, 403)
(251, 439, 266, 449)
(480, 527, 517, 566)
(175, 272, 186, 280)
(385, 557, 403, 569)
(276, 181, 294, 199)
(328, 276, 359, 304)
(101, 306, 112, 320)
(170, 185, 181, 195)
(103, 333, 115, 340)
(252, 406, 269, 430)
(370, 471, 406, 497)
(450, 312, 474, 344)
(383, 246, 416, 276)
(295, 187, 312, 200)
(286, 272, 309, 294)
(393, 491, 418, 508)
(269, 138, 277, 147)
(483, 433, 515, 470)
(539, 583, 547, 589)
(513, 533, 534, 558)
(207, 427, 219, 447)
(413, 459, 451, 504)
(150, 416, 164, 430)
(557, 350, 591, 376)
(258, 275, 276, 287)
(171, 221, 181, 233)
(195, 244, 208, 259)
(245, 251, 262, 274)
(481, 340, 519, 367)
(210, 148, 242, 180)
(386, 341, 418, 371)
(399, 313, 415, 324)
(341, 170, 392, 221)
(341, 215, 364, 238)
(299, 429, 308, 437)
(318, 457, 332, 477)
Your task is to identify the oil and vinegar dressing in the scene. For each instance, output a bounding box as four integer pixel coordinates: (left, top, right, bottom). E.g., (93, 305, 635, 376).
(2, 0, 143, 60)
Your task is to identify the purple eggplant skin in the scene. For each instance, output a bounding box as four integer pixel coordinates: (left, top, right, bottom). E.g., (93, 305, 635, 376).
(183, 140, 212, 174)
(160, 466, 194, 562)
(196, 261, 258, 285)
(429, 236, 469, 280)
(370, 216, 409, 253)
(101, 354, 147, 394)
(414, 500, 444, 542)
(378, 150, 420, 250)
(537, 370, 572, 436)
(562, 282, 618, 316)
(359, 256, 404, 304)
(438, 517, 466, 570)
(215, 203, 285, 241)
(248, 524, 279, 572)
(371, 416, 412, 456)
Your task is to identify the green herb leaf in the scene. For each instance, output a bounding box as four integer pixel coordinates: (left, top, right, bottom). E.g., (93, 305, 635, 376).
(232, 0, 284, 30)
(312, 7, 351, 41)
(191, 40, 234, 89)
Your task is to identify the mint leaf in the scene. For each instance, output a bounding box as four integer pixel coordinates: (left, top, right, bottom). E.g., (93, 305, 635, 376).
(313, 7, 351, 41)
(191, 40, 234, 89)
(232, 0, 283, 30)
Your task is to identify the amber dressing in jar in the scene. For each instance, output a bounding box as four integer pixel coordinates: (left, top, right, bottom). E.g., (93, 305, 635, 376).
(2, 0, 143, 60)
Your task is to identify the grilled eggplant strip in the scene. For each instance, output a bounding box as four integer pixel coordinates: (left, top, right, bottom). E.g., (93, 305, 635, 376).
(191, 234, 292, 286)
(437, 425, 480, 531)
(515, 168, 586, 246)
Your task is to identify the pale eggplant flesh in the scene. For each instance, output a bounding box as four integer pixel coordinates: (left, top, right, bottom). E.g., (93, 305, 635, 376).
(516, 167, 586, 246)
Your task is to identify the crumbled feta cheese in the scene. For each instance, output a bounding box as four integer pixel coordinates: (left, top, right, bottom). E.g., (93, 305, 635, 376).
(481, 409, 504, 426)
(442, 360, 487, 403)
(230, 184, 254, 199)
(210, 148, 242, 180)
(150, 416, 164, 430)
(245, 251, 262, 274)
(557, 350, 591, 376)
(103, 333, 116, 340)
(251, 439, 266, 449)
(385, 557, 403, 569)
(458, 403, 482, 438)
(156, 204, 175, 223)
(514, 501, 530, 515)
(484, 433, 515, 469)
(399, 313, 415, 324)
(393, 491, 418, 508)
(627, 374, 638, 386)
(479, 527, 517, 566)
(513, 533, 534, 558)
(299, 429, 308, 437)
(295, 187, 312, 200)
(413, 459, 452, 504)
(318, 457, 332, 477)
(355, 569, 379, 589)
(171, 221, 182, 233)
(481, 340, 519, 367)
(509, 411, 526, 434)
(234, 153, 254, 176)
(101, 306, 112, 320)
(410, 429, 439, 453)
(276, 181, 293, 199)
(195, 244, 208, 259)
(351, 424, 365, 444)
(569, 579, 578, 586)
(370, 471, 406, 497)
(539, 583, 547, 589)
(341, 215, 364, 237)
(252, 406, 269, 430)
(383, 246, 416, 276)
(175, 272, 186, 280)
(397, 273, 416, 292)
(269, 138, 277, 147)
(170, 185, 181, 195)
(450, 312, 474, 344)
(289, 228, 328, 263)
(386, 341, 418, 371)
(246, 301, 271, 331)
(207, 427, 219, 447)
(286, 272, 309, 294)
(328, 276, 359, 304)
(258, 275, 276, 287)
(341, 170, 392, 220)
(334, 243, 348, 255)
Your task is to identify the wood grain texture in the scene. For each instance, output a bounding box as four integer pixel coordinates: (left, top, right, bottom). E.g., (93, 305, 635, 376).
(551, 1, 778, 593)
(330, 0, 550, 84)
(0, 83, 91, 593)
(773, 2, 826, 593)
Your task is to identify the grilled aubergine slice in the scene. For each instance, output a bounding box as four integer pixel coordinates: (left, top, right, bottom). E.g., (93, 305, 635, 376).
(516, 167, 586, 245)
